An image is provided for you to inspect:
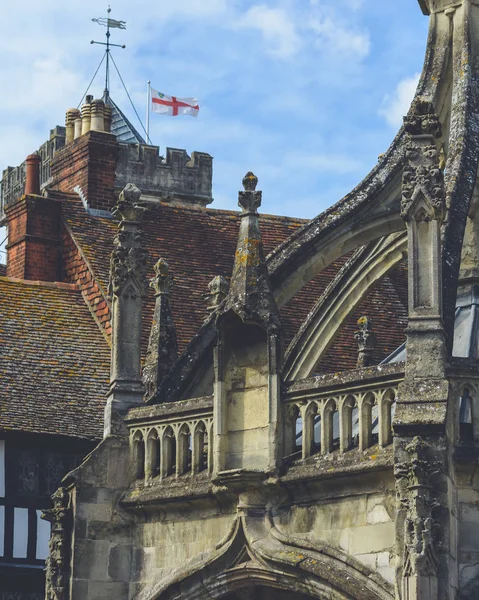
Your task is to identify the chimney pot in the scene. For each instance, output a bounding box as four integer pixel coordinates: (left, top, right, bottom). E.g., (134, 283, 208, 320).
(25, 153, 41, 196)
(81, 100, 92, 135)
(86, 94, 94, 104)
(90, 99, 105, 132)
(65, 108, 81, 144)
(104, 105, 112, 133)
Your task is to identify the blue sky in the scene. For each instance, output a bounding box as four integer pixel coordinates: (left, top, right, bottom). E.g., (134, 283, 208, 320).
(0, 0, 428, 219)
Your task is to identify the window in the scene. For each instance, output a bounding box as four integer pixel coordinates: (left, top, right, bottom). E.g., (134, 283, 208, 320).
(0, 438, 83, 565)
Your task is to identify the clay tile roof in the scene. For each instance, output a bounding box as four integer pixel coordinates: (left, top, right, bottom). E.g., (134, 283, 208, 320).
(62, 196, 318, 351)
(0, 278, 109, 439)
(62, 195, 407, 374)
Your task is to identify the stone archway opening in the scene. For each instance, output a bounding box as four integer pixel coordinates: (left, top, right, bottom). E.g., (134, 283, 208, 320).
(222, 586, 318, 600)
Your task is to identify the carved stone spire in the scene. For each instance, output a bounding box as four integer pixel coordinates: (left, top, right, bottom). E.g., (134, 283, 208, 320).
(108, 183, 148, 300)
(105, 183, 148, 437)
(142, 258, 178, 398)
(221, 172, 281, 332)
(354, 316, 376, 368)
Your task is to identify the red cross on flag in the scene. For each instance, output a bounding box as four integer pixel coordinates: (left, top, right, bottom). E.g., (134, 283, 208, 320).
(151, 88, 199, 117)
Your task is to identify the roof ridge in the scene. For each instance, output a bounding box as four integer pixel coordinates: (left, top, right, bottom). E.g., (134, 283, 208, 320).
(0, 276, 79, 291)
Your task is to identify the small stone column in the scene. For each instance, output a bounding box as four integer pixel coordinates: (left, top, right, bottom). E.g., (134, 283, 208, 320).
(104, 183, 148, 437)
(354, 316, 376, 368)
(142, 259, 178, 399)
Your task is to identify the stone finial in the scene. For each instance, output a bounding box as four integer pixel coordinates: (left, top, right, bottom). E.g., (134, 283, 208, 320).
(112, 183, 146, 223)
(25, 154, 41, 196)
(238, 171, 262, 214)
(150, 258, 173, 296)
(242, 171, 258, 191)
(204, 275, 229, 315)
(355, 316, 376, 368)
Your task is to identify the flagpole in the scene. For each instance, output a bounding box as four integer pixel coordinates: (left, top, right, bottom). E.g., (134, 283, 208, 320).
(146, 80, 151, 144)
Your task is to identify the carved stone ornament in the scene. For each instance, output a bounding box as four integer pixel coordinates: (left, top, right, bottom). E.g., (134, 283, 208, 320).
(394, 437, 442, 578)
(401, 98, 445, 223)
(42, 487, 72, 600)
(150, 258, 173, 296)
(204, 275, 229, 314)
(109, 184, 148, 299)
(238, 171, 262, 214)
(111, 182, 145, 222)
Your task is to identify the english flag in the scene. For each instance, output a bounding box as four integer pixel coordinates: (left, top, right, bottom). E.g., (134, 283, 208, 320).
(151, 88, 199, 117)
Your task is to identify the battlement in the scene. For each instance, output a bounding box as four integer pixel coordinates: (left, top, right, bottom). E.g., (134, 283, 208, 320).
(0, 127, 66, 219)
(115, 143, 213, 207)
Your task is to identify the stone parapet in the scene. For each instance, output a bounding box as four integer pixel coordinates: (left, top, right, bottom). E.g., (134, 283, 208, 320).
(115, 144, 213, 207)
(0, 126, 65, 219)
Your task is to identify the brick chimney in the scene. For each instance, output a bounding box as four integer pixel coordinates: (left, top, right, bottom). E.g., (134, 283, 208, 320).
(50, 97, 119, 213)
(5, 154, 62, 281)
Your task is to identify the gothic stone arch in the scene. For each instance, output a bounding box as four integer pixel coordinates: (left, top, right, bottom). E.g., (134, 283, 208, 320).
(136, 515, 394, 600)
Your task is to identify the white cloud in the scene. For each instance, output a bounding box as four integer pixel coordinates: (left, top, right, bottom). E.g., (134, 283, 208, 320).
(379, 73, 421, 128)
(235, 5, 301, 59)
(285, 151, 364, 174)
(308, 17, 370, 59)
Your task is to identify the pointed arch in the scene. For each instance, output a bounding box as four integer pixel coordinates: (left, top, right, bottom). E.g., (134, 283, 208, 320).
(284, 233, 406, 381)
(135, 515, 394, 600)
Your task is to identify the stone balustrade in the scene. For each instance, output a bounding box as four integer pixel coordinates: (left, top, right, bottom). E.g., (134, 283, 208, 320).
(283, 364, 404, 461)
(126, 396, 213, 484)
(126, 365, 405, 484)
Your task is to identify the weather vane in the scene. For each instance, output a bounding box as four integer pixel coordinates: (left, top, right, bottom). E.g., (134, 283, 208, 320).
(91, 6, 126, 98)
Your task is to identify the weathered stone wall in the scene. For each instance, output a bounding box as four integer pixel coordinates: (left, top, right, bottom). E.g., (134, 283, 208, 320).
(131, 510, 235, 594)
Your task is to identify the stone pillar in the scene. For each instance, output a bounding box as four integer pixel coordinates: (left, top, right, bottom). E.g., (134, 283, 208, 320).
(25, 153, 41, 196)
(394, 98, 449, 600)
(142, 258, 178, 399)
(104, 183, 148, 437)
(400, 97, 446, 380)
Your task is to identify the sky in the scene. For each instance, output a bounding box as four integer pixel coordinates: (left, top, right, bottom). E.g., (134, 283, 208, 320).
(0, 0, 429, 220)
